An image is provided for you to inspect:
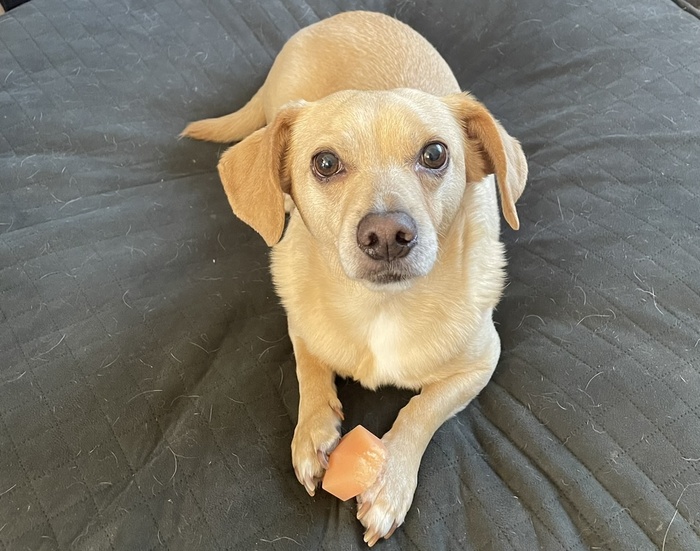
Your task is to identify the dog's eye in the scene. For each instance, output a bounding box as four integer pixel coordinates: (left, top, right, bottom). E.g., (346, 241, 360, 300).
(312, 151, 342, 179)
(419, 142, 448, 170)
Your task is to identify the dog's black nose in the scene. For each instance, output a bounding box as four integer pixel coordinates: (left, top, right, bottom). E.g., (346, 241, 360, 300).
(356, 211, 417, 261)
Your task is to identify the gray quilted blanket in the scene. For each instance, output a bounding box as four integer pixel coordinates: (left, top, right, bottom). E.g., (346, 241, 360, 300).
(1, 0, 699, 549)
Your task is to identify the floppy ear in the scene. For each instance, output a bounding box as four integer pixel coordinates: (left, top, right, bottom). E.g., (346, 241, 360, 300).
(217, 106, 300, 246)
(444, 93, 528, 230)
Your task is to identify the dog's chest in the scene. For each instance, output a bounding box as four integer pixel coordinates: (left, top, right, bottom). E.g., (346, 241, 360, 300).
(367, 311, 404, 378)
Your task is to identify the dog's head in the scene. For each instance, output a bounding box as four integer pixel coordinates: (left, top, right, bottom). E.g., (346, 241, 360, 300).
(217, 89, 527, 290)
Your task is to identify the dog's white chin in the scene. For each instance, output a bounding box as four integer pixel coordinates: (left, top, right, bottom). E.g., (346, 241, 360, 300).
(360, 278, 415, 293)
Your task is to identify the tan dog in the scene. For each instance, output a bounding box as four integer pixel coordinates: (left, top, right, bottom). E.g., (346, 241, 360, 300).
(182, 10, 527, 546)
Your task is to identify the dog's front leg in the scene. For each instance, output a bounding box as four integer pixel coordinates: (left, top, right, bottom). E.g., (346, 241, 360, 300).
(290, 335, 343, 496)
(357, 330, 500, 546)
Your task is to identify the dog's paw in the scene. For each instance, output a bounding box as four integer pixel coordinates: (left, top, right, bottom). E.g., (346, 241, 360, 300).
(356, 440, 419, 547)
(291, 398, 343, 496)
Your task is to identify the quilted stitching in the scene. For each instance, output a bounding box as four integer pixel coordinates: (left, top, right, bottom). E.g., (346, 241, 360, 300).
(1, 0, 699, 549)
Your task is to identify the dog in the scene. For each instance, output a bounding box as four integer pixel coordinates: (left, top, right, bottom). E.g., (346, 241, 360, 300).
(182, 10, 527, 546)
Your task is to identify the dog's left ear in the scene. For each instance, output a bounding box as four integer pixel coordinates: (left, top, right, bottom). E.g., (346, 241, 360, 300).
(217, 105, 301, 246)
(444, 93, 528, 230)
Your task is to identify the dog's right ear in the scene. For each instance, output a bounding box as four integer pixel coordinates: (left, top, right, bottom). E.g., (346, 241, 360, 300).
(217, 106, 301, 247)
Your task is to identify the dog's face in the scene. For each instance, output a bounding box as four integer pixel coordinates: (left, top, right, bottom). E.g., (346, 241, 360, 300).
(217, 89, 527, 289)
(285, 90, 467, 288)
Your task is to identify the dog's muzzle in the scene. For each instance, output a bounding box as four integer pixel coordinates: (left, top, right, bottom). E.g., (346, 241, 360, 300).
(354, 211, 420, 285)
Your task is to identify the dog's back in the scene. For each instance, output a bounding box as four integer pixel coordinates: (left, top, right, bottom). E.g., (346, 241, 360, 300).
(181, 11, 459, 143)
(264, 11, 460, 109)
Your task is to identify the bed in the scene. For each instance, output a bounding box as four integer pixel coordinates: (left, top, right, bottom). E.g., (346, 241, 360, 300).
(1, 0, 699, 549)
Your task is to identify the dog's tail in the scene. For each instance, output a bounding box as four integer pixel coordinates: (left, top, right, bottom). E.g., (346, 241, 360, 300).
(180, 87, 266, 143)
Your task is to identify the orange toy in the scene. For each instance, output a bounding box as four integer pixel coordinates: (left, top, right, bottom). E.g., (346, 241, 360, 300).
(322, 426, 387, 501)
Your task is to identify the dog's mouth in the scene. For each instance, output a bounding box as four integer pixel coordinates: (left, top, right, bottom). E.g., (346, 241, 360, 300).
(365, 270, 410, 284)
(356, 262, 420, 290)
